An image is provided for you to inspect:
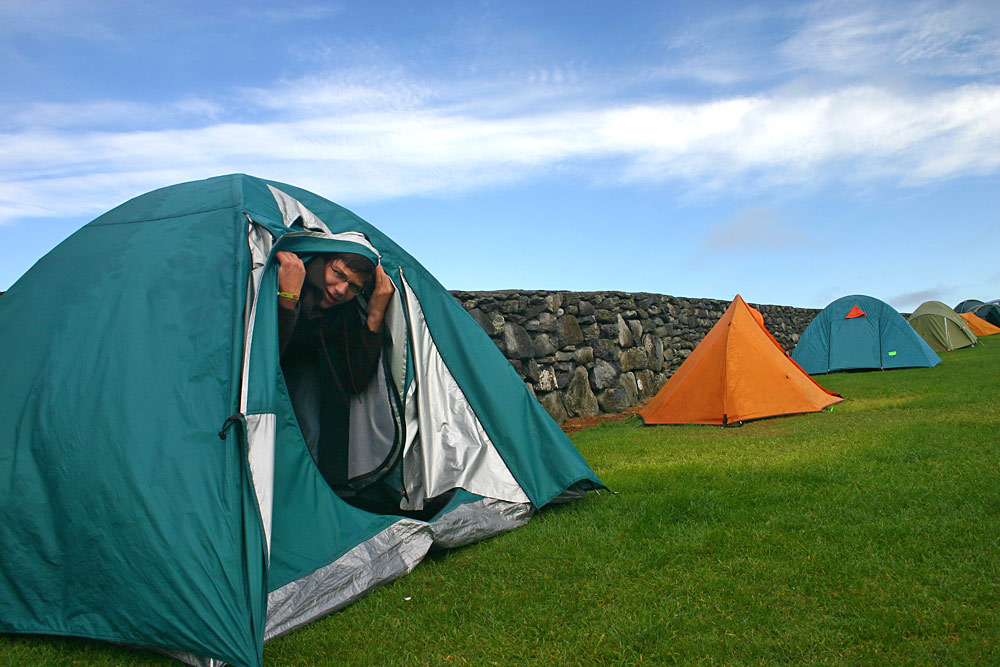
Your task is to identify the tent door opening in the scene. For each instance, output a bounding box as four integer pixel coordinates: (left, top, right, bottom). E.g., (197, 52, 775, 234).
(283, 341, 409, 512)
(829, 316, 880, 370)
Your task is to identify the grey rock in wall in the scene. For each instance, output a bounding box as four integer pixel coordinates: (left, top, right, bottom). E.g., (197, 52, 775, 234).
(538, 391, 568, 424)
(591, 359, 617, 391)
(503, 322, 534, 360)
(565, 366, 600, 417)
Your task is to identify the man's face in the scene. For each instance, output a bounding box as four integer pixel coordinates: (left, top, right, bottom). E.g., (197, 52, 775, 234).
(319, 258, 366, 309)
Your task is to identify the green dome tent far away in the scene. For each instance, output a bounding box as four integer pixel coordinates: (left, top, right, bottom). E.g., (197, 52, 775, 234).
(0, 174, 604, 667)
(908, 300, 978, 352)
(971, 301, 1000, 327)
(954, 299, 985, 313)
(791, 294, 941, 375)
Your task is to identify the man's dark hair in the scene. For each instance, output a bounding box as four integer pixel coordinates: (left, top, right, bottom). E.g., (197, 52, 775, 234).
(328, 252, 375, 286)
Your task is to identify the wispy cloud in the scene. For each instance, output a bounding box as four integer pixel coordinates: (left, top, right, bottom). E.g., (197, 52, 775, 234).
(0, 0, 119, 42)
(0, 98, 225, 132)
(2, 79, 999, 225)
(702, 206, 808, 254)
(889, 287, 951, 312)
(2, 0, 998, 229)
(652, 0, 1000, 92)
(247, 2, 344, 23)
(238, 71, 434, 116)
(659, 4, 799, 86)
(782, 0, 1000, 79)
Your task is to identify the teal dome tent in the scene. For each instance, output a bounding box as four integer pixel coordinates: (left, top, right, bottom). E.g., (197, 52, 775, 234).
(792, 294, 941, 374)
(0, 175, 603, 667)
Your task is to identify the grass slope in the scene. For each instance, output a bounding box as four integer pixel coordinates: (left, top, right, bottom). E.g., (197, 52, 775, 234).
(3, 340, 999, 665)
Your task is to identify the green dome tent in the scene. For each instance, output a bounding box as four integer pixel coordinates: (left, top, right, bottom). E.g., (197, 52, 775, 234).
(907, 301, 978, 352)
(791, 295, 941, 374)
(971, 301, 1000, 327)
(954, 299, 985, 313)
(0, 174, 603, 667)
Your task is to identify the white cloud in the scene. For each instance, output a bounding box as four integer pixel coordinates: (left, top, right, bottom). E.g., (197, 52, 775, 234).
(239, 71, 434, 116)
(595, 84, 1000, 191)
(2, 79, 999, 225)
(651, 0, 1000, 90)
(783, 0, 1000, 79)
(0, 98, 226, 132)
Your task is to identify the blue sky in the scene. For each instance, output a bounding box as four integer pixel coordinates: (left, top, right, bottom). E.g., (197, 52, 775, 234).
(2, 0, 998, 310)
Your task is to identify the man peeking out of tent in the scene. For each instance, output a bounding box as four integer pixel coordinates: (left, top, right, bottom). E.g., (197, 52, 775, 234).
(275, 250, 396, 489)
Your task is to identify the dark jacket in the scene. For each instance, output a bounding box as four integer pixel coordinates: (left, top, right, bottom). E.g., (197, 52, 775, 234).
(278, 285, 384, 487)
(278, 290, 384, 397)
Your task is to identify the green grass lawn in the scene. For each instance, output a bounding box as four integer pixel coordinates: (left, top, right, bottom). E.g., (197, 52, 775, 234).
(4, 340, 999, 665)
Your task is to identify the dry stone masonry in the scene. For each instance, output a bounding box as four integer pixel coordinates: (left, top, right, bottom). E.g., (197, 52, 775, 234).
(450, 290, 820, 425)
(0, 289, 819, 425)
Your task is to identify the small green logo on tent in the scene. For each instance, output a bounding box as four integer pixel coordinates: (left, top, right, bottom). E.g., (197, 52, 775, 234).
(888, 350, 897, 356)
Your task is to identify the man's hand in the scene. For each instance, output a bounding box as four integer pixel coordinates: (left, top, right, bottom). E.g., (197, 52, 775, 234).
(276, 251, 306, 309)
(366, 264, 396, 332)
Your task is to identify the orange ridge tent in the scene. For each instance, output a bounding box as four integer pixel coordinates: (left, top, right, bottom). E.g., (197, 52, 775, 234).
(640, 295, 844, 426)
(960, 312, 1000, 337)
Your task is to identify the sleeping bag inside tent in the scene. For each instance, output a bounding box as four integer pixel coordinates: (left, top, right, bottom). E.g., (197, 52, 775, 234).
(791, 295, 941, 374)
(907, 300, 977, 352)
(639, 295, 843, 425)
(0, 174, 603, 667)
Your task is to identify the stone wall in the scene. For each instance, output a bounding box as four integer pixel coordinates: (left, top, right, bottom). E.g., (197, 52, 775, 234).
(0, 288, 821, 425)
(451, 290, 820, 424)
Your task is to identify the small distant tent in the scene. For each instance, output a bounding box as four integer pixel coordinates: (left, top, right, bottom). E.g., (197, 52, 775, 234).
(0, 174, 603, 667)
(960, 312, 1000, 337)
(955, 299, 985, 313)
(971, 301, 1000, 327)
(956, 299, 1000, 326)
(907, 301, 978, 352)
(639, 295, 843, 426)
(792, 295, 941, 374)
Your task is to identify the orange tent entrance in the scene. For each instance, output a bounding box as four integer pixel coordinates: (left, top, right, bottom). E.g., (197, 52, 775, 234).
(639, 295, 844, 426)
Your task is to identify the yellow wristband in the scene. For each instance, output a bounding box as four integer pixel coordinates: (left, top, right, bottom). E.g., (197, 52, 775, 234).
(278, 291, 300, 301)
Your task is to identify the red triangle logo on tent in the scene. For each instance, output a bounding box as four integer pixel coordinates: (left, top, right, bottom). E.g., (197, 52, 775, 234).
(845, 305, 866, 319)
